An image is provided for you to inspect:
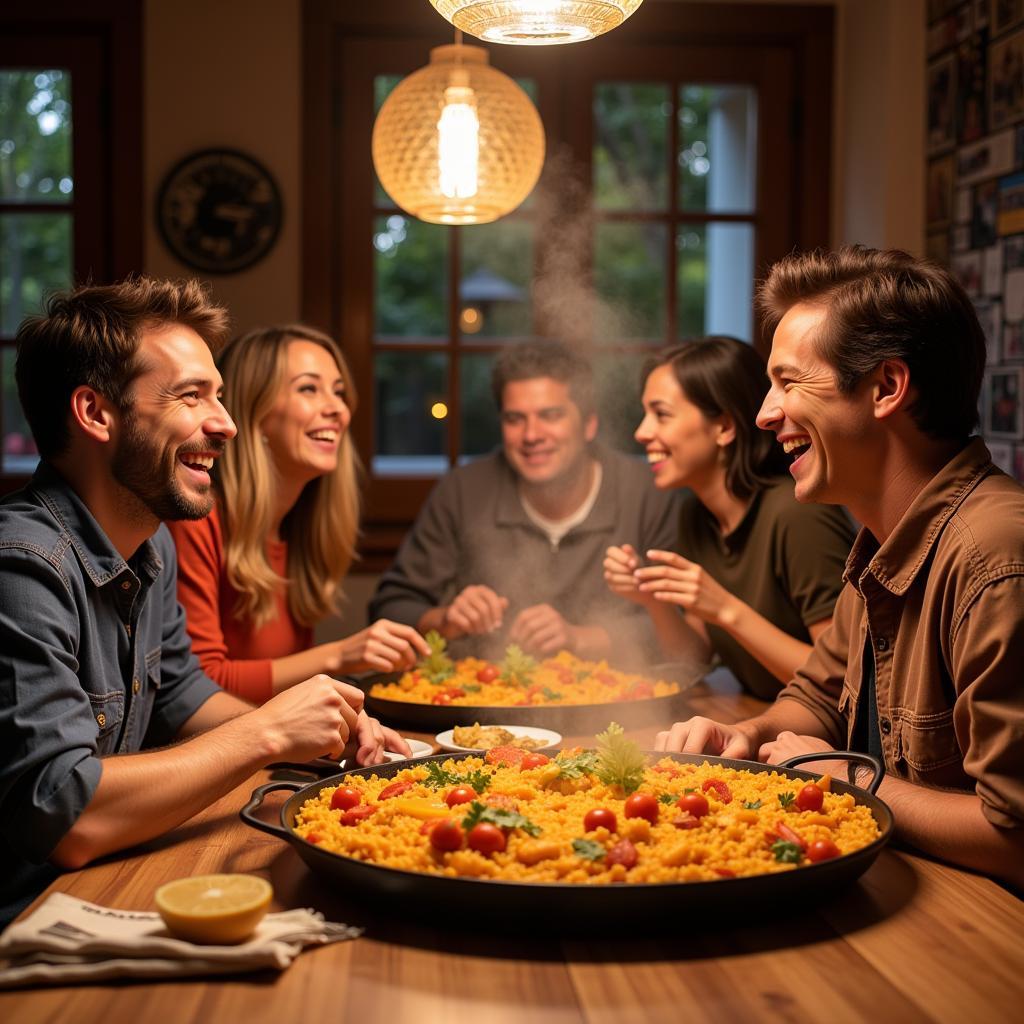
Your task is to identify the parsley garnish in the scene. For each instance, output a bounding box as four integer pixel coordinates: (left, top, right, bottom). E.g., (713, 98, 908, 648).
(500, 644, 538, 687)
(658, 793, 677, 805)
(462, 683, 482, 693)
(772, 840, 803, 863)
(552, 749, 599, 780)
(423, 762, 491, 793)
(594, 722, 646, 794)
(743, 800, 762, 810)
(572, 838, 606, 861)
(462, 800, 541, 837)
(778, 792, 796, 809)
(541, 687, 563, 701)
(418, 630, 454, 684)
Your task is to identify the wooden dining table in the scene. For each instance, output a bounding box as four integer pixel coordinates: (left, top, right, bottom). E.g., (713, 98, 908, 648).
(2, 671, 1022, 1023)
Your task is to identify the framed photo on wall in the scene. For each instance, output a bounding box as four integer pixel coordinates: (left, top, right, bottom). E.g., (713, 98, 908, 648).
(927, 54, 957, 152)
(989, 27, 1024, 130)
(984, 366, 1024, 438)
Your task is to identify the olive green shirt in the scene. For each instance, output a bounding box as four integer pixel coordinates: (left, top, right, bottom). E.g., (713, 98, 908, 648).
(678, 477, 855, 699)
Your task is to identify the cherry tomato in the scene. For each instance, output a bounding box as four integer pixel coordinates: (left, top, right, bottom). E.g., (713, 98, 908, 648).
(431, 687, 466, 706)
(701, 778, 733, 803)
(378, 780, 414, 800)
(429, 820, 464, 852)
(467, 822, 507, 854)
(340, 805, 376, 826)
(677, 792, 710, 819)
(624, 792, 659, 824)
(596, 671, 619, 688)
(445, 786, 478, 808)
(606, 838, 638, 869)
(629, 682, 654, 700)
(796, 783, 825, 812)
(485, 746, 526, 766)
(583, 808, 617, 833)
(305, 832, 323, 844)
(476, 665, 499, 683)
(330, 786, 362, 811)
(520, 752, 551, 770)
(431, 692, 454, 706)
(807, 839, 841, 863)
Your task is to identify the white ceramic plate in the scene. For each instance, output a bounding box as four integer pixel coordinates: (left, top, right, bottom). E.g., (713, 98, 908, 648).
(383, 738, 434, 762)
(434, 725, 562, 754)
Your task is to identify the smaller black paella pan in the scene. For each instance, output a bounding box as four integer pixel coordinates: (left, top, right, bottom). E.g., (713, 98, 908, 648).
(242, 750, 893, 922)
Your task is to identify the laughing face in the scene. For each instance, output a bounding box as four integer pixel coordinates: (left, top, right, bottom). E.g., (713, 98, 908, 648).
(259, 339, 351, 486)
(112, 325, 236, 521)
(757, 302, 874, 506)
(500, 376, 597, 489)
(634, 363, 727, 491)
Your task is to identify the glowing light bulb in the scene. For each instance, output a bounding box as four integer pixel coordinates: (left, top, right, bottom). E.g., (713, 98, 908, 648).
(438, 73, 479, 200)
(431, 401, 449, 420)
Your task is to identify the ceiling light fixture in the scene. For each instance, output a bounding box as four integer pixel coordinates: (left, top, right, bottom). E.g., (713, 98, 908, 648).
(372, 42, 545, 225)
(427, 1, 644, 46)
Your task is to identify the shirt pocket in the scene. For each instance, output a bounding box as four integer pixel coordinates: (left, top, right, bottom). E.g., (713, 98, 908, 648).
(84, 689, 125, 755)
(893, 708, 963, 772)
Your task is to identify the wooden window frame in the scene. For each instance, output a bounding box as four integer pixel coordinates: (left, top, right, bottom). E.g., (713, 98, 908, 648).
(303, 0, 833, 567)
(0, 1, 142, 493)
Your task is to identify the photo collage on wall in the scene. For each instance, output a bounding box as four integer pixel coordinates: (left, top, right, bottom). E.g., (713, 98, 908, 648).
(927, 0, 1024, 481)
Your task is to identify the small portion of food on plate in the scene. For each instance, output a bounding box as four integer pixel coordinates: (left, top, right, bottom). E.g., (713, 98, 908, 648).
(452, 724, 543, 750)
(293, 725, 881, 884)
(369, 632, 680, 707)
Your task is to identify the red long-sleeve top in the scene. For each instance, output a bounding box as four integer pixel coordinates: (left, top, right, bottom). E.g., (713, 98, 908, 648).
(167, 507, 313, 704)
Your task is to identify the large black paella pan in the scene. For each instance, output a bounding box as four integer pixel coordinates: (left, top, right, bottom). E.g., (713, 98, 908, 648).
(242, 750, 892, 921)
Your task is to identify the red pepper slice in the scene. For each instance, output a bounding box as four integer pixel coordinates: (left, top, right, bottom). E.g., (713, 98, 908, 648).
(377, 780, 415, 800)
(340, 805, 376, 826)
(714, 867, 736, 878)
(774, 821, 807, 851)
(701, 778, 733, 803)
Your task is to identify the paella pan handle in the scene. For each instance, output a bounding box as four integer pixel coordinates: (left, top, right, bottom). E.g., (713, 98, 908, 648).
(240, 780, 304, 837)
(778, 751, 886, 795)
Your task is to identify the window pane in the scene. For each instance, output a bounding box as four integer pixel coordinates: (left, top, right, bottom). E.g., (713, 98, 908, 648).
(460, 221, 532, 340)
(0, 212, 73, 334)
(678, 84, 757, 213)
(594, 83, 669, 211)
(594, 221, 667, 341)
(2, 348, 38, 475)
(373, 214, 448, 340)
(676, 222, 755, 341)
(594, 351, 647, 455)
(459, 351, 501, 458)
(373, 351, 448, 475)
(0, 69, 73, 202)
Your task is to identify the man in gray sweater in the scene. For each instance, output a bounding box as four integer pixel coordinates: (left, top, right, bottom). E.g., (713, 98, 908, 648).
(370, 341, 678, 664)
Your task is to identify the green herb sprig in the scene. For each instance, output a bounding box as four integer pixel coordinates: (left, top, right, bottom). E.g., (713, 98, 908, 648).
(772, 840, 803, 864)
(594, 722, 647, 795)
(778, 792, 796, 809)
(572, 838, 606, 861)
(462, 800, 541, 837)
(423, 762, 491, 794)
(419, 630, 454, 684)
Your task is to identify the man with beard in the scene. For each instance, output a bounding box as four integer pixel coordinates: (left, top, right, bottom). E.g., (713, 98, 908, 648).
(369, 340, 678, 663)
(656, 246, 1024, 887)
(0, 278, 393, 927)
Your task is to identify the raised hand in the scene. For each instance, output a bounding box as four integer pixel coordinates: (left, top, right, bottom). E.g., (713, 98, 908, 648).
(603, 543, 653, 606)
(508, 603, 577, 656)
(635, 549, 738, 626)
(442, 584, 510, 638)
(339, 619, 431, 674)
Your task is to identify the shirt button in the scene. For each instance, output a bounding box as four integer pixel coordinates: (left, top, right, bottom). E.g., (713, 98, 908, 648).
(876, 636, 888, 652)
(96, 712, 106, 728)
(880, 717, 892, 735)
(121, 580, 132, 591)
(133, 678, 141, 695)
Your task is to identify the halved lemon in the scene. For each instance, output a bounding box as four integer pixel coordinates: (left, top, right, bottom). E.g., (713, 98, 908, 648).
(155, 873, 273, 944)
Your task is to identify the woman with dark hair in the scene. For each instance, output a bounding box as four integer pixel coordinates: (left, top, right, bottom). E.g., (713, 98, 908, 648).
(604, 336, 854, 699)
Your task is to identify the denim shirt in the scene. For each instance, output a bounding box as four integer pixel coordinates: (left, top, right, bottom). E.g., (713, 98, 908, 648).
(0, 463, 219, 924)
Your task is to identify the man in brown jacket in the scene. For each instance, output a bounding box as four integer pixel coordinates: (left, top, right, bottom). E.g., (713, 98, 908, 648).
(657, 246, 1024, 887)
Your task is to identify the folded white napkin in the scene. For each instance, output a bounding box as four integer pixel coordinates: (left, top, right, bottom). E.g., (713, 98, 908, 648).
(0, 892, 362, 989)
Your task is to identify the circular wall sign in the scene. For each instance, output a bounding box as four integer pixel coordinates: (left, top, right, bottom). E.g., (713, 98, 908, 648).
(156, 149, 283, 274)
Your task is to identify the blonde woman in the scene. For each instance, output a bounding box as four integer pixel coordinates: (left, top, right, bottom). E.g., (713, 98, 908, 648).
(168, 325, 429, 711)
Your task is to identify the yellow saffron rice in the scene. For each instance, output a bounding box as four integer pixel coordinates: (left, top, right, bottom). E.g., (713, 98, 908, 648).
(293, 755, 881, 884)
(369, 651, 680, 707)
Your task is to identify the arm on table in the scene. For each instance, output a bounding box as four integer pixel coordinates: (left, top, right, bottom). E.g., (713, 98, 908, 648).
(51, 676, 363, 869)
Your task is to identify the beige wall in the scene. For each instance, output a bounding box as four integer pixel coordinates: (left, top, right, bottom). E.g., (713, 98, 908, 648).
(144, 0, 302, 332)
